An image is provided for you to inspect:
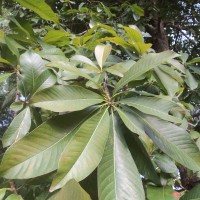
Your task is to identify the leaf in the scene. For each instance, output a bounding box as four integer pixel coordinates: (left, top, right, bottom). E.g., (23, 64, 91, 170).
(154, 154, 178, 175)
(187, 57, 200, 64)
(98, 113, 145, 200)
(185, 69, 198, 90)
(50, 108, 110, 191)
(31, 85, 104, 112)
(0, 188, 9, 199)
(147, 186, 180, 200)
(167, 59, 186, 74)
(0, 109, 94, 179)
(124, 128, 160, 184)
(49, 179, 91, 200)
(20, 51, 46, 93)
(94, 44, 112, 70)
(0, 73, 13, 83)
(71, 55, 97, 68)
(120, 96, 183, 123)
(5, 194, 23, 200)
(124, 26, 143, 43)
(131, 110, 200, 171)
(15, 0, 59, 24)
(0, 58, 11, 65)
(113, 51, 178, 94)
(180, 184, 200, 200)
(2, 107, 31, 148)
(32, 70, 56, 95)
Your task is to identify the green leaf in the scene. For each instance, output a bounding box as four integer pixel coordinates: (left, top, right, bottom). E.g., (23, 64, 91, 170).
(167, 59, 186, 74)
(0, 58, 12, 65)
(31, 85, 104, 112)
(124, 26, 143, 43)
(98, 113, 145, 200)
(5, 194, 23, 200)
(187, 57, 200, 64)
(131, 110, 200, 171)
(94, 44, 112, 70)
(124, 128, 160, 184)
(180, 184, 200, 200)
(0, 109, 94, 179)
(0, 188, 9, 199)
(20, 51, 46, 93)
(147, 186, 180, 200)
(14, 0, 59, 24)
(49, 179, 91, 200)
(50, 108, 110, 191)
(2, 107, 31, 147)
(71, 55, 98, 68)
(0, 73, 13, 83)
(32, 70, 56, 95)
(120, 96, 183, 123)
(131, 4, 144, 16)
(185, 69, 198, 90)
(113, 51, 178, 94)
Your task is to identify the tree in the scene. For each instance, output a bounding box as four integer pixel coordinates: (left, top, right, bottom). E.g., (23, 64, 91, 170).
(0, 0, 200, 199)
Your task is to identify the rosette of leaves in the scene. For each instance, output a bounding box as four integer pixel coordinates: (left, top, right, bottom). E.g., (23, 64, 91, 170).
(1, 42, 200, 200)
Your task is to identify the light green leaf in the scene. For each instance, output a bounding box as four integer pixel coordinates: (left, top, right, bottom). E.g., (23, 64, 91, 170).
(94, 44, 112, 70)
(113, 51, 178, 94)
(14, 0, 59, 24)
(2, 107, 31, 148)
(185, 69, 198, 90)
(167, 58, 186, 74)
(131, 110, 200, 171)
(50, 108, 110, 191)
(10, 102, 24, 112)
(147, 186, 180, 200)
(32, 70, 56, 95)
(98, 113, 145, 200)
(49, 179, 91, 200)
(20, 51, 46, 93)
(71, 55, 97, 68)
(5, 194, 23, 200)
(124, 26, 143, 43)
(0, 58, 11, 65)
(0, 109, 94, 179)
(0, 188, 9, 199)
(31, 85, 104, 112)
(187, 57, 200, 64)
(180, 184, 200, 200)
(120, 96, 183, 123)
(0, 73, 13, 83)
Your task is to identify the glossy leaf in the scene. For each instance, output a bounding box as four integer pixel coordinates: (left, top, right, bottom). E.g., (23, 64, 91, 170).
(50, 108, 110, 191)
(94, 45, 112, 70)
(49, 179, 91, 200)
(15, 0, 59, 24)
(131, 110, 200, 171)
(31, 85, 104, 112)
(113, 51, 178, 93)
(2, 107, 31, 147)
(98, 113, 145, 200)
(20, 51, 46, 93)
(0, 109, 94, 179)
(120, 96, 183, 123)
(0, 73, 13, 83)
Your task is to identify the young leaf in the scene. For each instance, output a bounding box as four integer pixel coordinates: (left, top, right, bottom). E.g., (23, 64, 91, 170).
(94, 44, 112, 70)
(50, 108, 110, 191)
(0, 109, 95, 179)
(15, 0, 59, 24)
(113, 51, 179, 94)
(31, 85, 104, 112)
(49, 179, 91, 200)
(2, 107, 31, 148)
(98, 113, 145, 200)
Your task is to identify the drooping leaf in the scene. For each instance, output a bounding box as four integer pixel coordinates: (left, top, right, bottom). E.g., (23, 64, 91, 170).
(98, 113, 145, 200)
(147, 186, 180, 200)
(2, 107, 31, 148)
(123, 127, 160, 184)
(120, 96, 183, 123)
(50, 108, 110, 191)
(49, 179, 91, 200)
(31, 85, 104, 112)
(113, 51, 178, 93)
(0, 73, 13, 83)
(14, 0, 59, 24)
(130, 109, 200, 171)
(94, 44, 112, 70)
(185, 69, 198, 90)
(20, 51, 46, 93)
(0, 109, 95, 179)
